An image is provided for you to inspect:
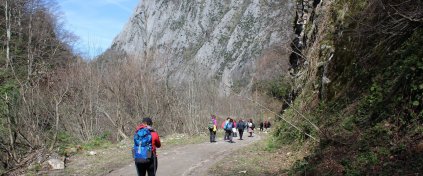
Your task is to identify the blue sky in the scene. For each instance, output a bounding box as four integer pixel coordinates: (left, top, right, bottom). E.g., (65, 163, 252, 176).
(59, 0, 139, 58)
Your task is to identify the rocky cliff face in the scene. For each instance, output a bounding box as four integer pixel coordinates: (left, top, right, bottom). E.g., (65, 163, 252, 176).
(278, 0, 423, 174)
(110, 0, 294, 94)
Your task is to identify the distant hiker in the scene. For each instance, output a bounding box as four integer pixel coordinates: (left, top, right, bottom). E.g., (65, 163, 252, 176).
(224, 118, 235, 143)
(243, 119, 248, 131)
(134, 117, 158, 176)
(247, 119, 255, 137)
(232, 120, 237, 138)
(264, 120, 271, 131)
(208, 115, 217, 143)
(221, 118, 227, 129)
(222, 118, 230, 140)
(259, 121, 264, 132)
(237, 119, 246, 140)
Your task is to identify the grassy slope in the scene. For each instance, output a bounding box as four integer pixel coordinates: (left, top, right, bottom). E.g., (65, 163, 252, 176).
(208, 132, 313, 176)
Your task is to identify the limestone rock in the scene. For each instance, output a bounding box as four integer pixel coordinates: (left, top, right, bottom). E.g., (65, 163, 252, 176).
(109, 0, 294, 94)
(46, 159, 65, 170)
(88, 151, 97, 156)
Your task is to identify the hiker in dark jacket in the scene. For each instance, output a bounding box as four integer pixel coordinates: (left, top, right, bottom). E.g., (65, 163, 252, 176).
(264, 120, 271, 131)
(259, 121, 264, 132)
(237, 119, 246, 140)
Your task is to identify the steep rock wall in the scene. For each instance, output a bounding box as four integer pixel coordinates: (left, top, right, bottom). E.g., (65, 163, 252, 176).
(109, 0, 294, 94)
(280, 0, 423, 174)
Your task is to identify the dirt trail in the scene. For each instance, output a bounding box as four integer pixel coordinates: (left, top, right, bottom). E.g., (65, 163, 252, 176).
(107, 134, 261, 176)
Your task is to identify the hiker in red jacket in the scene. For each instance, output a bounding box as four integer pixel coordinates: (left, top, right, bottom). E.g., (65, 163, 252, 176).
(135, 117, 161, 176)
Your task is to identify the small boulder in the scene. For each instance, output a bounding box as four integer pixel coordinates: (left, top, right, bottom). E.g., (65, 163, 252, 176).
(238, 170, 247, 174)
(46, 159, 65, 170)
(88, 151, 97, 156)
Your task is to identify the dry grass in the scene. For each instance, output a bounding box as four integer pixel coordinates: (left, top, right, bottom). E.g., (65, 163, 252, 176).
(208, 134, 310, 176)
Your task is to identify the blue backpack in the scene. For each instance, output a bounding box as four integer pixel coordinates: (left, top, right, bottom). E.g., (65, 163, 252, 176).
(224, 122, 233, 130)
(133, 127, 152, 163)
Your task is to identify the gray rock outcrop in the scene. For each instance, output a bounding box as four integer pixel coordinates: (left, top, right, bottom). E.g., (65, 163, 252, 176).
(109, 0, 294, 94)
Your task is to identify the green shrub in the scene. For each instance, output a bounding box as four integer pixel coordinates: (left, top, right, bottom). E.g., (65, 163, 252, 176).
(266, 136, 283, 151)
(253, 77, 291, 100)
(82, 132, 112, 150)
(57, 131, 79, 156)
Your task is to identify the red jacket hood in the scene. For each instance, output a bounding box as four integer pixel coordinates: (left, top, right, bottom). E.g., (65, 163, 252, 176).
(136, 124, 155, 132)
(135, 124, 148, 132)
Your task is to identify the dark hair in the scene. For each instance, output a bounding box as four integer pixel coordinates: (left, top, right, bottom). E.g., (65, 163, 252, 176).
(142, 117, 153, 126)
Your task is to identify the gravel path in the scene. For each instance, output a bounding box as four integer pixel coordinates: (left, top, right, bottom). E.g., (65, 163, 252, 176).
(107, 134, 261, 176)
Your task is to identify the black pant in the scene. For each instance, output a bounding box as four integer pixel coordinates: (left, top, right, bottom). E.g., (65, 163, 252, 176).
(238, 129, 244, 139)
(209, 129, 216, 142)
(135, 157, 156, 176)
(154, 156, 158, 173)
(225, 130, 233, 142)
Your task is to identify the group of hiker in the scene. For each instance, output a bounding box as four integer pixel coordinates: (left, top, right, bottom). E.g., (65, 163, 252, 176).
(259, 120, 272, 132)
(208, 115, 262, 143)
(131, 115, 271, 176)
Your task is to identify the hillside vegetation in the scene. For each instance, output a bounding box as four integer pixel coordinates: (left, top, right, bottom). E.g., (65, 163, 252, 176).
(3, 0, 422, 175)
(1, 0, 76, 174)
(0, 1, 281, 175)
(273, 0, 423, 175)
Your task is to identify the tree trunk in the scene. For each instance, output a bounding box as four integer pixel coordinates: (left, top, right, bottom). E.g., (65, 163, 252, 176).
(49, 98, 60, 151)
(27, 6, 33, 81)
(5, 93, 17, 161)
(5, 0, 11, 68)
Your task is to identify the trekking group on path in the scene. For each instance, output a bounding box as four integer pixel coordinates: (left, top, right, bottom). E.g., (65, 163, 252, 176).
(131, 115, 270, 176)
(208, 115, 267, 144)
